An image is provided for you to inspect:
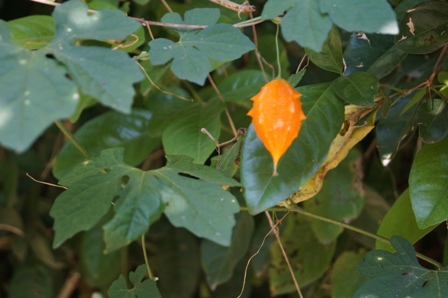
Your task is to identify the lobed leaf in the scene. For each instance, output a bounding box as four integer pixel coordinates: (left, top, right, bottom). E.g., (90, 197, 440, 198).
(149, 8, 254, 85)
(356, 236, 448, 297)
(108, 264, 161, 298)
(0, 22, 78, 152)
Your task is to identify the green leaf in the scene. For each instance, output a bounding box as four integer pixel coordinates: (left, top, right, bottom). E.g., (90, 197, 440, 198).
(344, 33, 408, 79)
(401, 87, 426, 116)
(416, 98, 448, 143)
(281, 0, 332, 51)
(51, 148, 164, 251)
(148, 221, 200, 298)
(241, 82, 345, 214)
(356, 236, 448, 297)
(201, 212, 254, 289)
(261, 0, 298, 20)
(305, 26, 343, 74)
(148, 9, 254, 85)
(216, 135, 245, 177)
(288, 69, 306, 87)
(409, 136, 448, 229)
(376, 188, 437, 252)
(216, 69, 268, 104)
(53, 109, 158, 179)
(52, 148, 239, 251)
(7, 16, 55, 49)
(396, 1, 448, 54)
(320, 0, 399, 34)
(269, 213, 336, 295)
(80, 219, 122, 287)
(395, 0, 431, 21)
(376, 93, 417, 166)
(0, 22, 78, 152)
(331, 251, 367, 298)
(157, 155, 240, 246)
(334, 72, 378, 107)
(48, 0, 143, 113)
(9, 261, 54, 298)
(162, 99, 223, 164)
(108, 264, 161, 298)
(303, 149, 364, 244)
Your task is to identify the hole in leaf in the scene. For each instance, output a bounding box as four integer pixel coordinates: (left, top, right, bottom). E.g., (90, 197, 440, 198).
(178, 172, 199, 180)
(45, 53, 55, 59)
(121, 175, 130, 189)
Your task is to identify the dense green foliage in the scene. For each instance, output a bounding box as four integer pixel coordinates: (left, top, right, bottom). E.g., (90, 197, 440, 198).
(0, 0, 447, 297)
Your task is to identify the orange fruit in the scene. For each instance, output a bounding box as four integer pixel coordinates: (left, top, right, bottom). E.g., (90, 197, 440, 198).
(247, 79, 306, 175)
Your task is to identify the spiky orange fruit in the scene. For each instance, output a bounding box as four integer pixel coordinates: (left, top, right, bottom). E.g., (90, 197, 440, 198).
(247, 79, 306, 175)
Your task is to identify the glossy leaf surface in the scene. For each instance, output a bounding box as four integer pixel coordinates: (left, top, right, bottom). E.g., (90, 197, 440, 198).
(409, 136, 448, 229)
(242, 82, 344, 213)
(416, 98, 448, 143)
(376, 188, 437, 252)
(334, 72, 378, 107)
(305, 26, 343, 74)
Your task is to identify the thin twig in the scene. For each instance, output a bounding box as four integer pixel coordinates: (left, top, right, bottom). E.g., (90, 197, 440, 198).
(0, 224, 25, 237)
(29, 0, 265, 29)
(265, 211, 304, 298)
(54, 121, 90, 159)
(56, 271, 81, 298)
(141, 235, 157, 280)
(237, 212, 289, 298)
(207, 74, 238, 138)
(26, 173, 68, 190)
(160, 0, 173, 12)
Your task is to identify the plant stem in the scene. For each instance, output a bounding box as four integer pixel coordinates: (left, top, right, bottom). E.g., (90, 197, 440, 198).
(275, 24, 281, 79)
(253, 206, 443, 269)
(54, 121, 90, 158)
(141, 234, 155, 279)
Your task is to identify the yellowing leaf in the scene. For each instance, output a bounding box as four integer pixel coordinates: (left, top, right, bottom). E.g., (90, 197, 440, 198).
(284, 104, 376, 204)
(247, 79, 306, 175)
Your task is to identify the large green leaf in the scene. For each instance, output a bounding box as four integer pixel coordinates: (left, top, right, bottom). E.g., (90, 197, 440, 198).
(0, 22, 78, 152)
(396, 1, 448, 54)
(201, 212, 254, 289)
(344, 33, 407, 79)
(48, 0, 143, 113)
(303, 149, 364, 244)
(148, 221, 200, 298)
(53, 109, 159, 179)
(320, 0, 398, 34)
(331, 251, 367, 298)
(416, 98, 448, 143)
(281, 0, 333, 51)
(108, 264, 161, 298)
(241, 82, 345, 214)
(305, 26, 343, 74)
(269, 213, 336, 295)
(51, 148, 240, 251)
(376, 188, 437, 252)
(7, 16, 55, 49)
(216, 69, 268, 104)
(409, 136, 448, 229)
(356, 236, 448, 297)
(334, 72, 378, 107)
(376, 94, 417, 166)
(148, 8, 254, 85)
(162, 99, 223, 164)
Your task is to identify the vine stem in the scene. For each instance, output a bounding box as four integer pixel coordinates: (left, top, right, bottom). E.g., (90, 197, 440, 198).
(29, 0, 265, 29)
(265, 205, 443, 269)
(265, 211, 303, 298)
(274, 24, 281, 79)
(141, 234, 155, 280)
(54, 121, 90, 159)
